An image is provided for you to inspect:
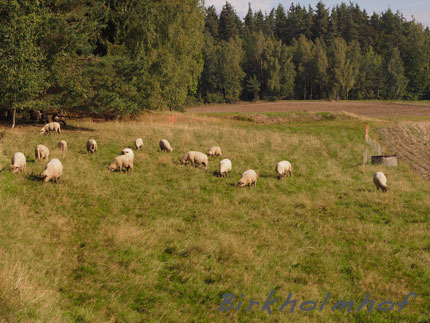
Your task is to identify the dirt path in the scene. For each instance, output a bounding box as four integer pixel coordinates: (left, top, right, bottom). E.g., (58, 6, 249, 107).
(187, 101, 430, 118)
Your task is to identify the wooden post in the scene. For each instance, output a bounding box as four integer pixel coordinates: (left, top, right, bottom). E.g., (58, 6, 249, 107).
(365, 124, 369, 143)
(11, 108, 16, 129)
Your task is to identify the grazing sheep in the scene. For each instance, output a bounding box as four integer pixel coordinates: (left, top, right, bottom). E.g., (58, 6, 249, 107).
(276, 160, 293, 179)
(373, 172, 388, 192)
(58, 140, 67, 151)
(108, 155, 134, 173)
(238, 170, 258, 188)
(10, 152, 26, 173)
(120, 148, 134, 160)
(208, 146, 222, 157)
(180, 151, 208, 170)
(41, 158, 63, 183)
(39, 122, 61, 135)
(86, 139, 97, 153)
(35, 144, 50, 161)
(135, 138, 143, 149)
(159, 139, 173, 152)
(219, 159, 232, 177)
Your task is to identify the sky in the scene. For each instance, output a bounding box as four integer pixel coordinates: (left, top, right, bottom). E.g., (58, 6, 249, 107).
(204, 0, 430, 27)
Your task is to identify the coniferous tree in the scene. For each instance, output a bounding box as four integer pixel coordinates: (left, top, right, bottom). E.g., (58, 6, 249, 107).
(275, 4, 288, 44)
(312, 2, 329, 41)
(218, 2, 242, 41)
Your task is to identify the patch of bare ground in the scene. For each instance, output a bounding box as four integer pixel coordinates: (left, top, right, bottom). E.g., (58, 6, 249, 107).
(375, 122, 430, 179)
(187, 101, 430, 118)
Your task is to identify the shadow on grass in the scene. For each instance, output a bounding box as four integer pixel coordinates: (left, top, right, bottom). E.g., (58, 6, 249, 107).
(259, 173, 275, 179)
(63, 124, 95, 132)
(27, 173, 43, 182)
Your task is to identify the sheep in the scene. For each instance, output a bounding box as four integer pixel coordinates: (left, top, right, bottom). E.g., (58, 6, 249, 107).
(219, 159, 232, 177)
(135, 138, 143, 149)
(276, 160, 293, 179)
(41, 158, 63, 183)
(120, 148, 134, 160)
(86, 139, 97, 153)
(35, 144, 50, 161)
(58, 140, 67, 151)
(180, 151, 208, 170)
(39, 122, 61, 135)
(373, 172, 388, 192)
(108, 155, 134, 173)
(10, 152, 26, 173)
(238, 170, 258, 188)
(208, 146, 222, 157)
(159, 139, 173, 152)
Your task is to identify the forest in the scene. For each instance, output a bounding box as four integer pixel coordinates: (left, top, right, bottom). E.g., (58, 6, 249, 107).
(1, 0, 429, 120)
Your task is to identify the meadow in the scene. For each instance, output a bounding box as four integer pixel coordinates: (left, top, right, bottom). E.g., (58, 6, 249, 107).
(0, 110, 429, 322)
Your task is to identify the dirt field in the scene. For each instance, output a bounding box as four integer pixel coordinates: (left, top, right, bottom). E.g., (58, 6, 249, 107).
(187, 101, 430, 118)
(375, 122, 430, 180)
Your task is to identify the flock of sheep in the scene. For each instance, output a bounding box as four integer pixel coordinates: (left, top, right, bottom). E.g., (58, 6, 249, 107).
(8, 121, 389, 191)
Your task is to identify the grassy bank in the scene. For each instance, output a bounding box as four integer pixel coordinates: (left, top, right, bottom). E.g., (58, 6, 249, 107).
(0, 113, 429, 322)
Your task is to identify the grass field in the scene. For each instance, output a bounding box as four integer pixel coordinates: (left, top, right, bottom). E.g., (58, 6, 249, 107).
(0, 109, 429, 322)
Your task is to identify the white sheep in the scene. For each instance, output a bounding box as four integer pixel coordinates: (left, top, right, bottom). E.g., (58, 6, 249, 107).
(58, 140, 67, 151)
(373, 172, 388, 192)
(135, 138, 143, 149)
(39, 122, 61, 135)
(159, 139, 173, 152)
(108, 155, 134, 173)
(276, 160, 293, 179)
(86, 139, 97, 153)
(219, 159, 232, 177)
(238, 169, 258, 188)
(35, 144, 50, 161)
(41, 158, 63, 183)
(120, 148, 134, 160)
(10, 152, 26, 173)
(180, 151, 208, 170)
(208, 146, 222, 157)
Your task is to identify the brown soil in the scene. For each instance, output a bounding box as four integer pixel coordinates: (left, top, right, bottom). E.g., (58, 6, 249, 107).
(375, 122, 430, 180)
(187, 101, 430, 118)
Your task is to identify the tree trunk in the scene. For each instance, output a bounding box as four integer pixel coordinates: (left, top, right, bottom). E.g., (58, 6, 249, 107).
(11, 108, 16, 128)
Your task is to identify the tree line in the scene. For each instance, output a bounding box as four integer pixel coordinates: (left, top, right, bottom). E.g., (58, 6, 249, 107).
(1, 1, 429, 124)
(199, 2, 430, 103)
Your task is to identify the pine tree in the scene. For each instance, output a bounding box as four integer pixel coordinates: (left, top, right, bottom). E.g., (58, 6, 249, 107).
(218, 2, 242, 41)
(205, 6, 219, 40)
(312, 2, 329, 41)
(275, 4, 288, 44)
